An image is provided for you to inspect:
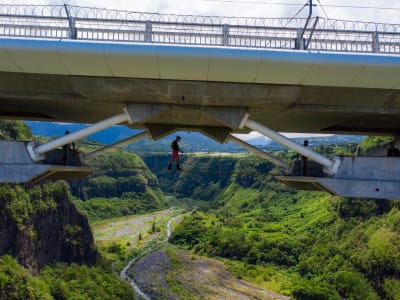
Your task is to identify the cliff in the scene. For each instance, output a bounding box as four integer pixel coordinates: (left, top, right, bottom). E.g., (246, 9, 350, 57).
(0, 181, 97, 274)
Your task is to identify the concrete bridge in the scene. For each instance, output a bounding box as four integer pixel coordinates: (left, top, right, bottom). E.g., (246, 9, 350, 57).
(0, 4, 400, 199)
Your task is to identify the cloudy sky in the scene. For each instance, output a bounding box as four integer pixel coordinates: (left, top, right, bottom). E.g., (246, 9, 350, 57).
(5, 0, 400, 24)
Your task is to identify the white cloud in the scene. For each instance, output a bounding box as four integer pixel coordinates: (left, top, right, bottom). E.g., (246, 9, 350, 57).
(4, 0, 399, 23)
(233, 131, 332, 141)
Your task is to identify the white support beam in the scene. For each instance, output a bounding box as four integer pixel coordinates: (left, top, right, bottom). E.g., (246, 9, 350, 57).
(245, 119, 341, 174)
(28, 111, 130, 161)
(84, 131, 149, 161)
(228, 135, 290, 170)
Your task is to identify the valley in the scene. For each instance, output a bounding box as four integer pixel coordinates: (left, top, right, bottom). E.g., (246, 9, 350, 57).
(0, 121, 399, 299)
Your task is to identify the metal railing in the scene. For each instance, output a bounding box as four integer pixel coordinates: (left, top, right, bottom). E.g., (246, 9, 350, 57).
(0, 4, 399, 54)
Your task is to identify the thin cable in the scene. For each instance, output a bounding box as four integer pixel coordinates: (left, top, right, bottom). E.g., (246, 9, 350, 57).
(316, 0, 330, 19)
(316, 0, 335, 28)
(284, 1, 308, 27)
(324, 3, 400, 11)
(199, 0, 400, 11)
(200, 0, 306, 6)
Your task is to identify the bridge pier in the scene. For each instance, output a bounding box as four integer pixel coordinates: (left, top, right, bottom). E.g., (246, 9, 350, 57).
(0, 141, 95, 182)
(277, 157, 400, 199)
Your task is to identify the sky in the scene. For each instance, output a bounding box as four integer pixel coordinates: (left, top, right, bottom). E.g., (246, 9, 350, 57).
(6, 0, 398, 140)
(5, 0, 400, 24)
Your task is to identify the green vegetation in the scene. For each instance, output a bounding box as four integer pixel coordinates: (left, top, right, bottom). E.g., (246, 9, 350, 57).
(1, 183, 60, 231)
(92, 209, 176, 270)
(2, 118, 399, 299)
(359, 136, 392, 154)
(0, 255, 133, 300)
(70, 148, 167, 221)
(0, 120, 32, 140)
(74, 195, 162, 221)
(40, 262, 133, 299)
(164, 246, 201, 299)
(0, 255, 51, 300)
(170, 141, 400, 299)
(142, 153, 239, 201)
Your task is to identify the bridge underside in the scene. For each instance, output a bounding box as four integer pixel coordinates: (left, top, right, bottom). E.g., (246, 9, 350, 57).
(277, 157, 400, 200)
(0, 141, 95, 183)
(1, 71, 400, 136)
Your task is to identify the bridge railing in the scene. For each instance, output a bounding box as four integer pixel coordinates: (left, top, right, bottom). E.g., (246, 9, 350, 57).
(0, 4, 399, 55)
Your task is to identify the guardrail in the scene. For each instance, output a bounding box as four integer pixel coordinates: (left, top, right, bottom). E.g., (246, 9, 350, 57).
(0, 4, 399, 54)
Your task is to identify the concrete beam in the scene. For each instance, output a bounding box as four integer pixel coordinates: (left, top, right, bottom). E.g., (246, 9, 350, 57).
(125, 103, 169, 124)
(203, 106, 248, 129)
(146, 124, 232, 143)
(197, 126, 231, 143)
(146, 125, 179, 140)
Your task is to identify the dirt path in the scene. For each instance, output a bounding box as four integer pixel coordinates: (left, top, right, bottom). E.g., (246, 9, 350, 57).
(119, 214, 178, 300)
(130, 249, 290, 300)
(176, 250, 290, 300)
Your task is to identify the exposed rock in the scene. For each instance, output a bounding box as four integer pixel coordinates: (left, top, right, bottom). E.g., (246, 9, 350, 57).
(129, 249, 179, 300)
(0, 181, 97, 274)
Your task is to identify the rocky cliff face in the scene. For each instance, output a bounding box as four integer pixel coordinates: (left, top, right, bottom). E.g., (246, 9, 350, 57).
(0, 181, 97, 274)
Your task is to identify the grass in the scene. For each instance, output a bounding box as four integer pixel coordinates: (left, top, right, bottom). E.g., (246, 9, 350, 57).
(92, 208, 178, 265)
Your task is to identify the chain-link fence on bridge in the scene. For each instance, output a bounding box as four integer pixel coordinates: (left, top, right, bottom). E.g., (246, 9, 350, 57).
(0, 4, 399, 54)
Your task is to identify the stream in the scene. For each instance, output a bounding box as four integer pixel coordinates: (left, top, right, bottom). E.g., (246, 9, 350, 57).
(120, 215, 177, 300)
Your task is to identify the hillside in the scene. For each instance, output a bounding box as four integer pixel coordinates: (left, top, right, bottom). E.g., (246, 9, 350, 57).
(168, 151, 400, 299)
(0, 121, 134, 299)
(70, 143, 167, 220)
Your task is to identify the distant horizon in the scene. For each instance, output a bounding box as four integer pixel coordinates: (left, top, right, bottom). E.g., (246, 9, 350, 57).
(26, 120, 336, 142)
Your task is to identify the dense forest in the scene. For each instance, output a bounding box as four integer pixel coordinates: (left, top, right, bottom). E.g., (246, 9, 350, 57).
(169, 137, 400, 299)
(70, 141, 167, 220)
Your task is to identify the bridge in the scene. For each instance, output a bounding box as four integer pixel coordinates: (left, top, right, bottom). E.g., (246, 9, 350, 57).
(0, 4, 400, 199)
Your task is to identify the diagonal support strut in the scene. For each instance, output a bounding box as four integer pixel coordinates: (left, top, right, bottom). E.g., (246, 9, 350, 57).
(27, 109, 133, 161)
(227, 135, 290, 170)
(84, 131, 149, 161)
(244, 118, 341, 175)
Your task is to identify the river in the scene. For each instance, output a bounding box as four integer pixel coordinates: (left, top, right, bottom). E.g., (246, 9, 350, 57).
(120, 215, 177, 300)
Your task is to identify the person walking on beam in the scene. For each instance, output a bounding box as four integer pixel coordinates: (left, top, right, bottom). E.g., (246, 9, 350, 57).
(168, 136, 184, 171)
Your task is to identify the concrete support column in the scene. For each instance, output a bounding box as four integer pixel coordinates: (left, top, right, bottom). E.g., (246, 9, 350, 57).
(84, 131, 149, 161)
(245, 119, 341, 174)
(228, 135, 290, 170)
(28, 111, 130, 161)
